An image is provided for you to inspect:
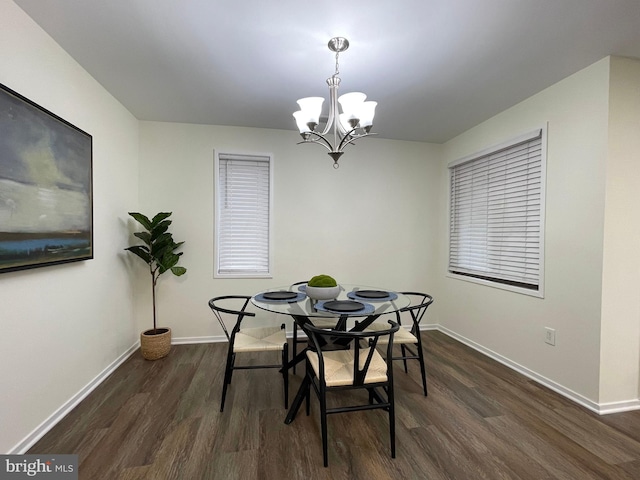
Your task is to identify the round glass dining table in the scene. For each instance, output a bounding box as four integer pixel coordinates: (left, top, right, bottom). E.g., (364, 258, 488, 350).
(251, 283, 411, 424)
(251, 283, 410, 324)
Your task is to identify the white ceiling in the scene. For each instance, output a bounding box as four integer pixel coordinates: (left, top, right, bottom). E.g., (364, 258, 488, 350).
(13, 0, 640, 144)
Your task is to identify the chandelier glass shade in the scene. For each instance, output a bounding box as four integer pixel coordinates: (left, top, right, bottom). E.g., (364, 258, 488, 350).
(293, 37, 377, 168)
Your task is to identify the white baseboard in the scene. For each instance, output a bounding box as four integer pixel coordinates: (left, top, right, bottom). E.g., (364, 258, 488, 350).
(10, 342, 139, 454)
(13, 323, 640, 453)
(186, 323, 640, 415)
(432, 325, 640, 415)
(597, 399, 640, 414)
(172, 335, 226, 345)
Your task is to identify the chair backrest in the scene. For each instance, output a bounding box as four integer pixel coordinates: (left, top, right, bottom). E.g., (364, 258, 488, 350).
(304, 321, 399, 387)
(208, 295, 256, 342)
(400, 292, 434, 333)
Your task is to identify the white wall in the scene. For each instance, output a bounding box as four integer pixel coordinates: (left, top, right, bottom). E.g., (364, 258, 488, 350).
(0, 0, 140, 453)
(438, 58, 611, 405)
(137, 122, 442, 339)
(2, 0, 637, 454)
(599, 56, 640, 405)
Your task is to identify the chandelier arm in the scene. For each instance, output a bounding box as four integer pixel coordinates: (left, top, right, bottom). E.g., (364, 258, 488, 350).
(331, 79, 350, 138)
(297, 139, 332, 152)
(336, 127, 361, 151)
(317, 110, 334, 137)
(337, 132, 377, 152)
(299, 132, 335, 152)
(331, 93, 340, 151)
(318, 75, 339, 137)
(332, 86, 350, 138)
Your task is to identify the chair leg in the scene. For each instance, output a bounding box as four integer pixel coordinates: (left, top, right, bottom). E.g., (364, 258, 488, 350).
(228, 352, 236, 383)
(417, 342, 428, 396)
(388, 382, 396, 459)
(220, 350, 235, 412)
(400, 344, 409, 373)
(319, 386, 329, 467)
(305, 360, 312, 416)
(220, 370, 230, 412)
(283, 343, 289, 408)
(292, 324, 298, 375)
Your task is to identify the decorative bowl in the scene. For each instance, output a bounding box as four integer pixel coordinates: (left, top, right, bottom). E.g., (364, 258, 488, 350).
(305, 284, 340, 301)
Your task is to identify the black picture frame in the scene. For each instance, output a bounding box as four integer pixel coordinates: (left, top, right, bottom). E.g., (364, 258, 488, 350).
(0, 83, 93, 273)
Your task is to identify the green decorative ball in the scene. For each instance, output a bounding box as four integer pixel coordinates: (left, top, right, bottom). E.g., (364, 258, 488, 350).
(308, 274, 337, 287)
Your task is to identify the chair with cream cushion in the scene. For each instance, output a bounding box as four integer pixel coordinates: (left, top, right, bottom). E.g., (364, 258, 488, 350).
(208, 295, 288, 412)
(365, 292, 433, 396)
(302, 320, 399, 467)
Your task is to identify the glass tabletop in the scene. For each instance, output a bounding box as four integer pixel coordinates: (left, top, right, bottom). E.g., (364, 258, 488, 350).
(251, 284, 410, 318)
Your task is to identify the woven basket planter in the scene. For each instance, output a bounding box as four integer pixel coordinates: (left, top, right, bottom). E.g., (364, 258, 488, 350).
(140, 327, 171, 360)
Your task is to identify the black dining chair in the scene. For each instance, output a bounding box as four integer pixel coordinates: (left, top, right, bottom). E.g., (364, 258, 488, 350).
(365, 292, 433, 396)
(290, 280, 337, 374)
(208, 295, 289, 412)
(302, 320, 399, 467)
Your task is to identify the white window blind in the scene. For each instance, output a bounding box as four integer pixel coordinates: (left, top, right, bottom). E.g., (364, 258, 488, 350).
(216, 153, 271, 277)
(449, 129, 544, 290)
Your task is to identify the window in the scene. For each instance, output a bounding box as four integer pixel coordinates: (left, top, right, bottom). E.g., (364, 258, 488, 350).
(448, 128, 546, 295)
(215, 152, 272, 277)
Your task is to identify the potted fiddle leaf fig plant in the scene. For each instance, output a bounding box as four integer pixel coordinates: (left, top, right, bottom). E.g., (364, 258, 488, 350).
(125, 212, 187, 360)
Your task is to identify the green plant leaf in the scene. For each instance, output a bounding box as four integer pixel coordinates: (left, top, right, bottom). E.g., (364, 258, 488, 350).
(128, 212, 152, 230)
(158, 252, 181, 274)
(150, 221, 170, 240)
(151, 233, 174, 257)
(171, 266, 187, 276)
(133, 231, 152, 245)
(151, 212, 172, 227)
(125, 245, 152, 264)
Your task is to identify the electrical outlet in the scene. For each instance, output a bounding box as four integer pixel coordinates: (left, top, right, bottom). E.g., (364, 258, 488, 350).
(544, 327, 556, 346)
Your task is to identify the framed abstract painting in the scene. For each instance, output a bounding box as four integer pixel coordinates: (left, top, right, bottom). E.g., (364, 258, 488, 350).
(0, 83, 93, 273)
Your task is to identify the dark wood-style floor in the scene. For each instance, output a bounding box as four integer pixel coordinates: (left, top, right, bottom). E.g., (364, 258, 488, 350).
(29, 330, 640, 479)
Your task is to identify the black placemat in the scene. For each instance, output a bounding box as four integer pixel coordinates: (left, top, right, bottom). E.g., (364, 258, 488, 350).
(322, 300, 365, 312)
(352, 290, 389, 299)
(262, 291, 298, 300)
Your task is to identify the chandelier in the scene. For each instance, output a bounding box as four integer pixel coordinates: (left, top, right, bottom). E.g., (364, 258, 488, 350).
(293, 37, 377, 168)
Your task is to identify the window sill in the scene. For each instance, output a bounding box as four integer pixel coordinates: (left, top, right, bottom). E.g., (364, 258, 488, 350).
(214, 273, 273, 279)
(447, 272, 544, 298)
